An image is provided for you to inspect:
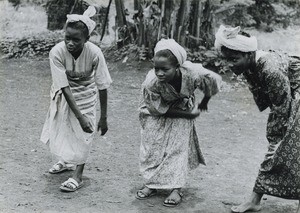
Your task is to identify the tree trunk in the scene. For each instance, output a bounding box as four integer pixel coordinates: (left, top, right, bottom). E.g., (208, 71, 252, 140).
(115, 0, 127, 27)
(199, 0, 214, 48)
(174, 0, 190, 45)
(115, 0, 129, 47)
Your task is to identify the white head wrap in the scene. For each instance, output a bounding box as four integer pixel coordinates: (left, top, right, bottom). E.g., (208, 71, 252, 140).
(214, 25, 258, 52)
(154, 39, 187, 66)
(66, 6, 96, 35)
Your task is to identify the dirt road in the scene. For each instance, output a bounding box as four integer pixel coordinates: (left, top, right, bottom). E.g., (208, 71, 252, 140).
(0, 58, 298, 213)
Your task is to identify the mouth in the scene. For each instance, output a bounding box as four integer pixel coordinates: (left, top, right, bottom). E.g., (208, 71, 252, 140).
(157, 77, 166, 81)
(67, 47, 75, 52)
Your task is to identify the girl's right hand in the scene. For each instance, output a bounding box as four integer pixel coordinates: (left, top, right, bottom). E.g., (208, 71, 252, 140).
(78, 115, 94, 133)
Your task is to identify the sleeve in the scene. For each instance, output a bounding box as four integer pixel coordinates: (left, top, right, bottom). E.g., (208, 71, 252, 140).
(262, 66, 291, 110)
(141, 71, 169, 116)
(142, 86, 170, 116)
(49, 49, 69, 99)
(93, 49, 112, 90)
(194, 65, 222, 97)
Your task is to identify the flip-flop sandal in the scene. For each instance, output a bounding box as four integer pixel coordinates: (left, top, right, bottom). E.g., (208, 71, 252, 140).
(49, 162, 68, 174)
(163, 189, 183, 207)
(60, 178, 83, 192)
(135, 187, 157, 200)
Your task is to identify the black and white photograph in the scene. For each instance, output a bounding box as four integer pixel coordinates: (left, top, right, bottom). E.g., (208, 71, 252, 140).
(0, 0, 300, 212)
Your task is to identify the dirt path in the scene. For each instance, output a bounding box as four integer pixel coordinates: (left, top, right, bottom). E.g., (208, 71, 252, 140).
(0, 58, 298, 213)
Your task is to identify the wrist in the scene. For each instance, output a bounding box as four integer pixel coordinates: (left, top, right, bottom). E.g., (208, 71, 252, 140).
(76, 114, 84, 121)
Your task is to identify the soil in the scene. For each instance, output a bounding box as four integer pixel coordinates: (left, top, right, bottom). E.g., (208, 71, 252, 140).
(0, 57, 298, 213)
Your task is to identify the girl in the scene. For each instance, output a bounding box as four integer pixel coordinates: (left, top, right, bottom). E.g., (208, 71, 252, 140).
(215, 25, 300, 213)
(137, 39, 222, 207)
(40, 6, 112, 192)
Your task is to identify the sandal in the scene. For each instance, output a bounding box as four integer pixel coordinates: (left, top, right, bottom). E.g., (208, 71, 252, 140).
(163, 189, 183, 207)
(49, 161, 74, 174)
(135, 187, 157, 200)
(60, 178, 83, 192)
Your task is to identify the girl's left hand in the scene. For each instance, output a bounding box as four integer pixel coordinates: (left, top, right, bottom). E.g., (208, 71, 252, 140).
(97, 117, 108, 136)
(198, 96, 210, 111)
(198, 101, 208, 111)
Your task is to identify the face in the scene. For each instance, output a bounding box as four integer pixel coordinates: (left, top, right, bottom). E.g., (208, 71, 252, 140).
(65, 27, 87, 55)
(222, 51, 251, 75)
(154, 56, 177, 83)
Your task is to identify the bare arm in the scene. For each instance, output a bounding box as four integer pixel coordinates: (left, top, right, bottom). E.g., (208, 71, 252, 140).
(165, 107, 200, 119)
(97, 89, 108, 135)
(62, 86, 93, 133)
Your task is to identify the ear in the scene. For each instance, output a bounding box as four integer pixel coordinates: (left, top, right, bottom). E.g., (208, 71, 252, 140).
(85, 35, 90, 42)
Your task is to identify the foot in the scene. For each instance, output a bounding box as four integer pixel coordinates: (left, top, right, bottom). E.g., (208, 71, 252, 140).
(136, 186, 157, 200)
(49, 162, 67, 174)
(163, 189, 183, 207)
(60, 178, 83, 192)
(231, 202, 261, 213)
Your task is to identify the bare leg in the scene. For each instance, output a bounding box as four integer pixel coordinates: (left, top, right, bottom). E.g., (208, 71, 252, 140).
(297, 200, 300, 213)
(72, 164, 84, 183)
(231, 192, 263, 213)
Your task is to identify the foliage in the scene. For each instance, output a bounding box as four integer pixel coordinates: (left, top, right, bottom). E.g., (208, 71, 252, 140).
(187, 47, 230, 74)
(0, 31, 64, 58)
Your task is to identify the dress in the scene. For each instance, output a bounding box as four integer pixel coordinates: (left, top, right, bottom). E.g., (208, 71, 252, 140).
(40, 41, 112, 165)
(139, 62, 222, 189)
(244, 50, 300, 199)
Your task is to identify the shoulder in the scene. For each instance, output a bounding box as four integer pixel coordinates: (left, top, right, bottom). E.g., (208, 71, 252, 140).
(142, 69, 159, 90)
(257, 51, 289, 75)
(50, 41, 66, 55)
(85, 41, 103, 56)
(181, 61, 216, 78)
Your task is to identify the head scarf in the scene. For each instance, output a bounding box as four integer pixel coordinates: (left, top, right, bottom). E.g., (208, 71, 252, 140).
(154, 39, 187, 66)
(214, 25, 258, 52)
(66, 6, 96, 35)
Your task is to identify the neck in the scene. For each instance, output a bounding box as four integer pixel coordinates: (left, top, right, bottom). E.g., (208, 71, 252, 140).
(249, 51, 256, 72)
(71, 49, 83, 60)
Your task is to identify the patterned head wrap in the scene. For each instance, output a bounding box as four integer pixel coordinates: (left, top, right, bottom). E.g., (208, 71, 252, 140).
(154, 39, 187, 66)
(66, 6, 96, 35)
(214, 25, 258, 52)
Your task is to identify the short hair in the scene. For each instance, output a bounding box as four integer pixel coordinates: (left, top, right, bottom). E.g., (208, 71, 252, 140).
(65, 21, 89, 38)
(154, 49, 179, 67)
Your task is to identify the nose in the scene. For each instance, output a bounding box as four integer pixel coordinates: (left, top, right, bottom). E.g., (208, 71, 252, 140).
(156, 69, 164, 76)
(67, 40, 74, 47)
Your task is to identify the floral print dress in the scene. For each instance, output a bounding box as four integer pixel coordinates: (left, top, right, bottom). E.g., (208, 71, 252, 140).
(139, 62, 221, 189)
(244, 50, 300, 199)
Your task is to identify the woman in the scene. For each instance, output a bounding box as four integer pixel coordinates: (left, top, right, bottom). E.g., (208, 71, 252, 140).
(137, 39, 222, 207)
(41, 6, 112, 192)
(215, 25, 300, 213)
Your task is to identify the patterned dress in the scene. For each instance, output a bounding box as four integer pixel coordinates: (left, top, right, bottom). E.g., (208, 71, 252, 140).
(243, 50, 300, 199)
(139, 62, 222, 189)
(41, 41, 112, 165)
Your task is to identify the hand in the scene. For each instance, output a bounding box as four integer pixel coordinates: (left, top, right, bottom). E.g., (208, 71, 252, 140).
(198, 96, 210, 111)
(189, 106, 200, 119)
(78, 115, 94, 133)
(198, 101, 208, 111)
(97, 117, 108, 136)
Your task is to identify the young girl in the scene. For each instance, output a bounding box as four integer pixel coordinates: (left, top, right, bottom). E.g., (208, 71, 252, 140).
(137, 39, 222, 207)
(215, 25, 300, 213)
(40, 6, 112, 192)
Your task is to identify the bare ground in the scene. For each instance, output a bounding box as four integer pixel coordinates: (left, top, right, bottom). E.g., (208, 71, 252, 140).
(0, 58, 298, 213)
